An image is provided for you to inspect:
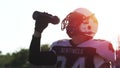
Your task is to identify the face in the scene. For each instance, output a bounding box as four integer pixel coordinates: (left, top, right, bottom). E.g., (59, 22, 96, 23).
(79, 18, 98, 37)
(66, 16, 98, 38)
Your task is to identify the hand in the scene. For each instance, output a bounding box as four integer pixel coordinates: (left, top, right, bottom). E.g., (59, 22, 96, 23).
(33, 11, 60, 33)
(35, 20, 48, 33)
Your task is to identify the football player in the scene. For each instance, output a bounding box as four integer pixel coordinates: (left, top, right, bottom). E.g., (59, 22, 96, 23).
(29, 8, 116, 68)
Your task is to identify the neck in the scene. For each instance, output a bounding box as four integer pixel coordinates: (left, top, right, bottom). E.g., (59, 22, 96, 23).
(71, 35, 92, 46)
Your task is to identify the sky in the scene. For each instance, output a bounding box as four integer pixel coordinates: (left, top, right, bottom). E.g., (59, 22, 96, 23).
(0, 0, 120, 54)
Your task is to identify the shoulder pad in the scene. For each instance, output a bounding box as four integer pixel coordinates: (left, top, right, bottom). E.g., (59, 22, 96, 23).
(94, 39, 115, 62)
(50, 39, 69, 48)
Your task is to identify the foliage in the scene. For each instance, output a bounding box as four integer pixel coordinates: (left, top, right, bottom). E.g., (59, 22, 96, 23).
(10, 49, 29, 68)
(0, 53, 12, 68)
(0, 44, 50, 68)
(41, 44, 50, 51)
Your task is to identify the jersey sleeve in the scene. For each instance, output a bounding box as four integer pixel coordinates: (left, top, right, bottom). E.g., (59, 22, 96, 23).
(49, 41, 58, 51)
(49, 39, 70, 54)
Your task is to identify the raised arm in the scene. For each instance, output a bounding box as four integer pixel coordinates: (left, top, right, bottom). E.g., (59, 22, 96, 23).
(28, 11, 59, 65)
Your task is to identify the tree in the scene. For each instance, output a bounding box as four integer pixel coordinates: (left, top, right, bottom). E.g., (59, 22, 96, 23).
(0, 44, 51, 68)
(10, 49, 30, 68)
(0, 51, 2, 54)
(0, 53, 12, 68)
(41, 44, 50, 51)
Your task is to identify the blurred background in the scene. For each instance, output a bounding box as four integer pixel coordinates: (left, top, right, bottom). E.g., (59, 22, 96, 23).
(0, 0, 120, 68)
